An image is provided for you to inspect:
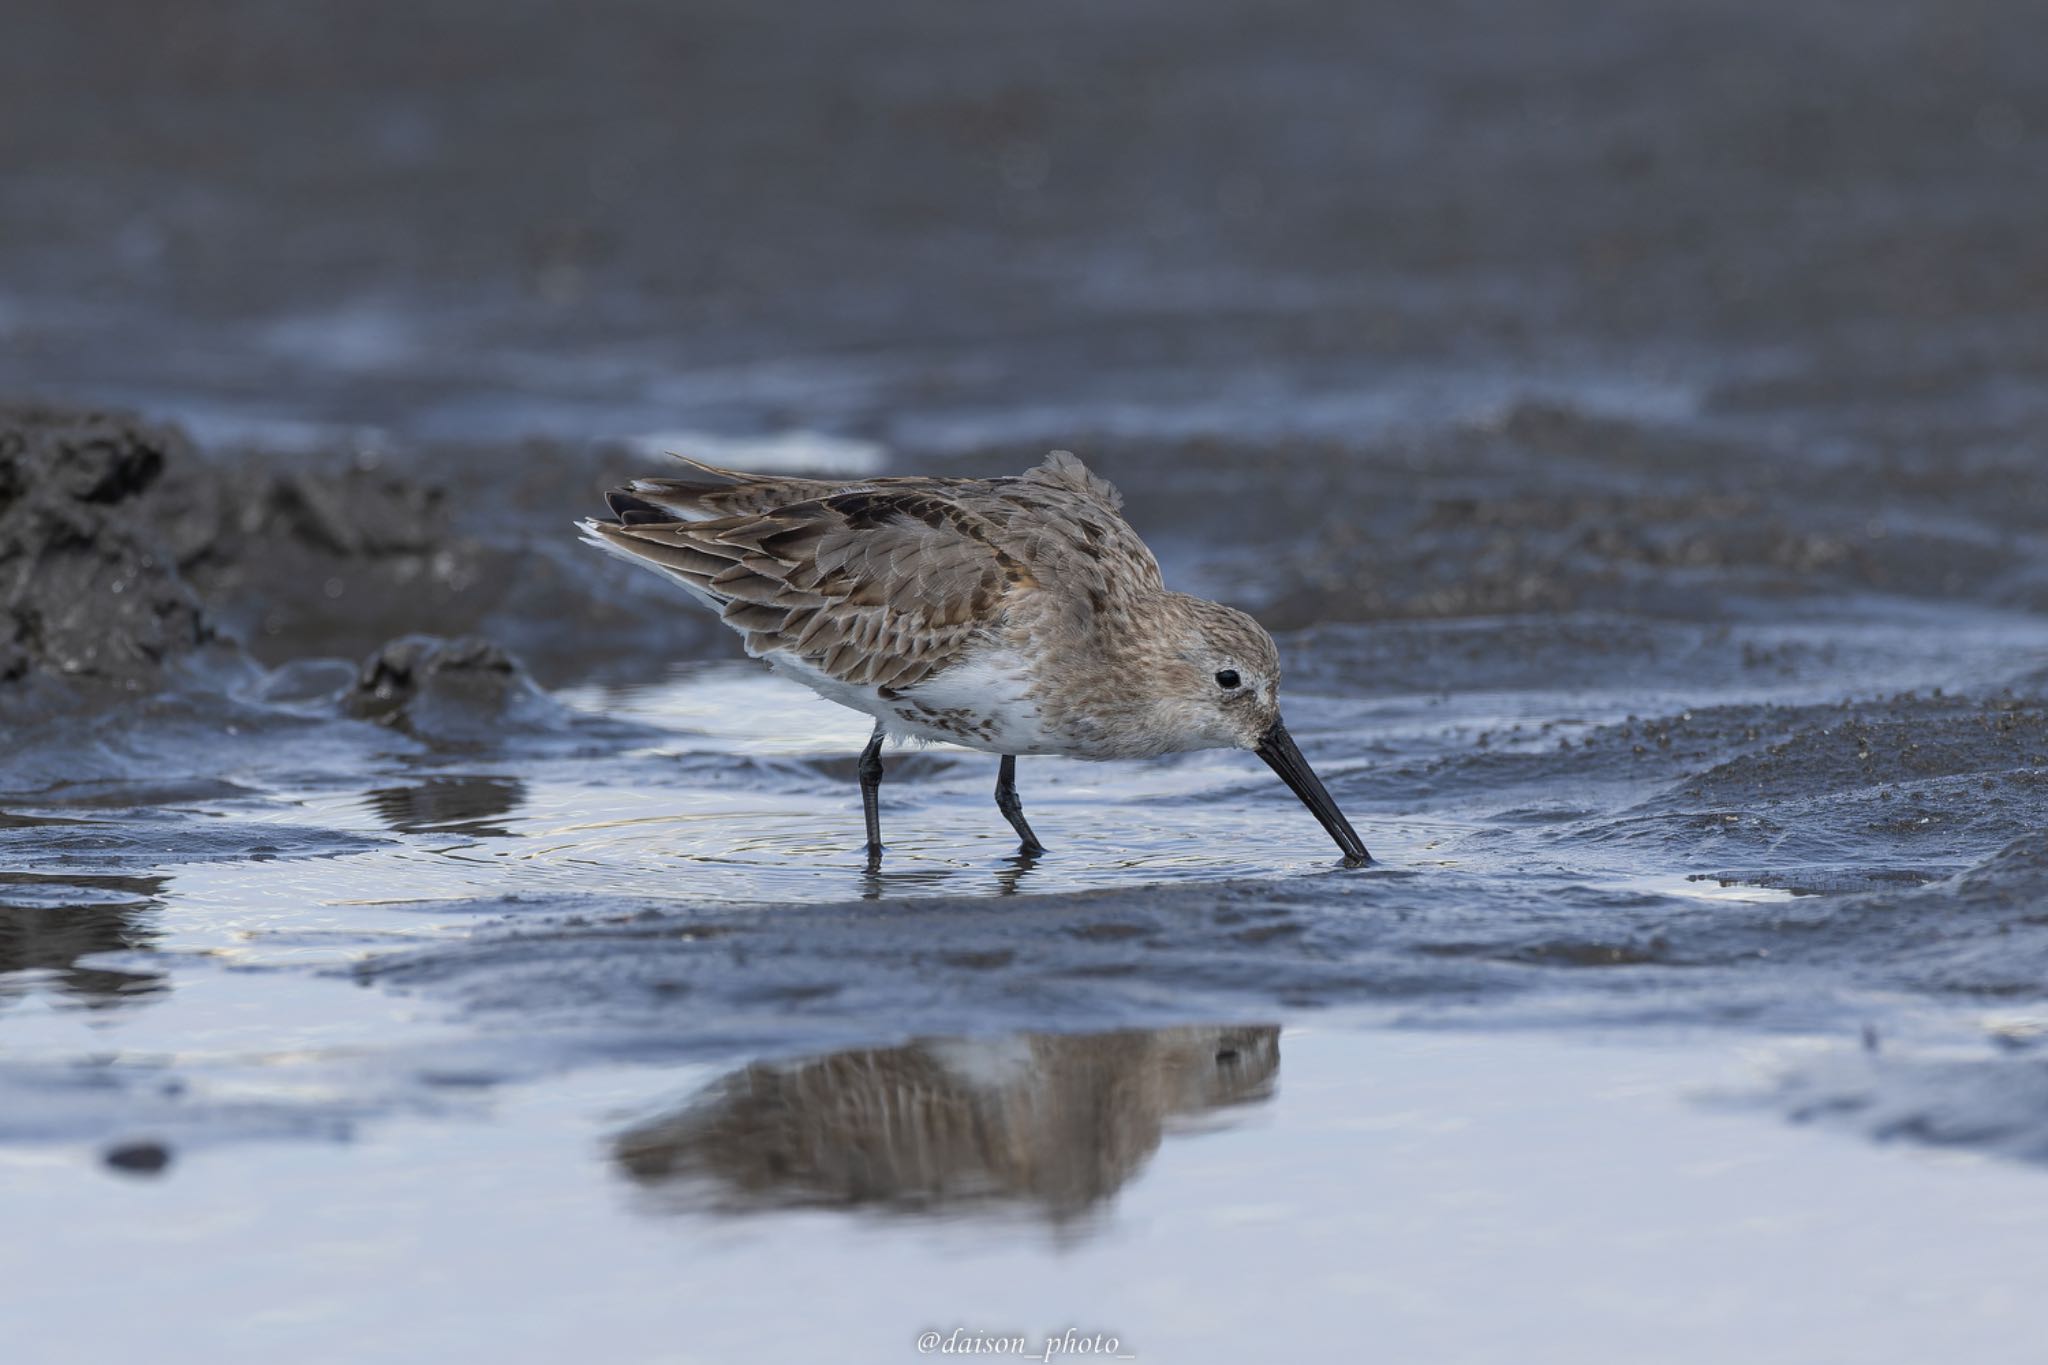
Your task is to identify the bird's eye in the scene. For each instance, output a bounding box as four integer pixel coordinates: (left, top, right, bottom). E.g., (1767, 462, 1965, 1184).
(1215, 669, 1241, 690)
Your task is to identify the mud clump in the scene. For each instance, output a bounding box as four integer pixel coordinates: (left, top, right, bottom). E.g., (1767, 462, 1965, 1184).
(0, 403, 475, 693)
(102, 1139, 174, 1176)
(0, 404, 495, 695)
(0, 406, 219, 686)
(0, 401, 703, 704)
(156, 454, 487, 673)
(343, 634, 564, 744)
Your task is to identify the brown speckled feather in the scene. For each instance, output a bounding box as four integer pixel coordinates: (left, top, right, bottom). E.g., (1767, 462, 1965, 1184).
(584, 450, 1163, 696)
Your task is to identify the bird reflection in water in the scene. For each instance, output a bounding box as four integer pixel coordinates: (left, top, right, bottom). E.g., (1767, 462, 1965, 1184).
(613, 1023, 1278, 1222)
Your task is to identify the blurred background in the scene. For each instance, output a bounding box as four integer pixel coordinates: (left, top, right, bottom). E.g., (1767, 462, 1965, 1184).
(8, 0, 2048, 684)
(6, 3, 2048, 1362)
(8, 0, 2043, 451)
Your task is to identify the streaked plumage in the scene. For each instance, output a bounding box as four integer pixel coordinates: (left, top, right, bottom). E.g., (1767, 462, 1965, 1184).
(612, 1025, 1280, 1219)
(579, 449, 1369, 865)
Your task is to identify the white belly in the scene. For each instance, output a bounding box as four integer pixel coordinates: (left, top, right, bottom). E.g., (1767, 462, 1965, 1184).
(764, 647, 1059, 755)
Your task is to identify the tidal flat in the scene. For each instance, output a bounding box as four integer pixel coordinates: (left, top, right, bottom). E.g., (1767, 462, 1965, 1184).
(6, 0, 2048, 1359)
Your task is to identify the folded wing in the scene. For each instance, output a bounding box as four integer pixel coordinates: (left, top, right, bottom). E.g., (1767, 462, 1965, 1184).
(581, 483, 1022, 693)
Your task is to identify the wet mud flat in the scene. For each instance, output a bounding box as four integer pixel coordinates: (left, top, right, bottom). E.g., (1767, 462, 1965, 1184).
(8, 388, 2048, 1361)
(7, 0, 2048, 1358)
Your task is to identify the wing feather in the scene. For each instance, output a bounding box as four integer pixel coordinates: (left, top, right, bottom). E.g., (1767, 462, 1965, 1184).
(580, 449, 1160, 696)
(582, 488, 1009, 691)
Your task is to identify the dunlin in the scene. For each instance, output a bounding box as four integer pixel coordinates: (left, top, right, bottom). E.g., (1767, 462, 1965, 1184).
(579, 450, 1369, 865)
(613, 1025, 1280, 1217)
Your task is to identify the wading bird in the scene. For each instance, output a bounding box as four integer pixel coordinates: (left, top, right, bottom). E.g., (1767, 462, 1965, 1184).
(580, 450, 1369, 867)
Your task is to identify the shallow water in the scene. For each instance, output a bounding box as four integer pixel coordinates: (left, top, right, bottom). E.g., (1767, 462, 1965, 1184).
(12, 564, 2048, 1357)
(10, 1026, 2048, 1365)
(11, 0, 2048, 1355)
(9, 601, 2048, 1131)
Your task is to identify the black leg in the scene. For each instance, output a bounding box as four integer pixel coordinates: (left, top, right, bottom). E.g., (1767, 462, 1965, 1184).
(994, 754, 1045, 855)
(858, 722, 886, 860)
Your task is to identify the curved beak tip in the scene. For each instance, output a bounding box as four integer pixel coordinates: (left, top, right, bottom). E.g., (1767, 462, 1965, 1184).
(1254, 719, 1372, 867)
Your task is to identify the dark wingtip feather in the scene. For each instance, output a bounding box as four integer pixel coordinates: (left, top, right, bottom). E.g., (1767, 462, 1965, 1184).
(605, 488, 677, 526)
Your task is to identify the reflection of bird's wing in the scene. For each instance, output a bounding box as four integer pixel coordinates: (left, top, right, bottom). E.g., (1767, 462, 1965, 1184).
(580, 450, 1161, 691)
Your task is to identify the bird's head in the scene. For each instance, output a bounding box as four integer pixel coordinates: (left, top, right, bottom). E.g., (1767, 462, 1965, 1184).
(1135, 595, 1370, 866)
(1146, 595, 1286, 752)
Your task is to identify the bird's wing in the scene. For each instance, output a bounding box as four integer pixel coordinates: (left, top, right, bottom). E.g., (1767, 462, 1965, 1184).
(581, 450, 1162, 690)
(582, 484, 1023, 692)
(612, 455, 871, 521)
(975, 450, 1166, 625)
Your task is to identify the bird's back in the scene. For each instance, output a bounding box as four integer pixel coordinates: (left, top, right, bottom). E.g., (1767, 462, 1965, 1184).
(579, 451, 1164, 746)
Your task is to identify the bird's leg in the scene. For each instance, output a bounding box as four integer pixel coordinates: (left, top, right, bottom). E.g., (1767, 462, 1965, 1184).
(858, 721, 887, 862)
(994, 754, 1045, 855)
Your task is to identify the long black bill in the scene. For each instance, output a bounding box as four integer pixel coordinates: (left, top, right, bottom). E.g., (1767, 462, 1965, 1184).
(1255, 718, 1372, 866)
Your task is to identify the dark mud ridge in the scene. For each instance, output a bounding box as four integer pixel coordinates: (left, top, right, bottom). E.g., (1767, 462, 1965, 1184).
(1, 403, 472, 695)
(0, 403, 717, 707)
(0, 406, 218, 686)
